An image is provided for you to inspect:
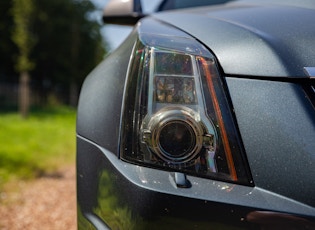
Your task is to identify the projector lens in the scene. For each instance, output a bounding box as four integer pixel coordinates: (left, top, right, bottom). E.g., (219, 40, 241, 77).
(159, 121, 196, 159)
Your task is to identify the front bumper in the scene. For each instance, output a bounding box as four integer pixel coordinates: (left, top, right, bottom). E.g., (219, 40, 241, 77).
(77, 135, 315, 230)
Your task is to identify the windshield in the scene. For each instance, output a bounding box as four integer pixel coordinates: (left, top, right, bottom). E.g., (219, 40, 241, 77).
(156, 0, 235, 11)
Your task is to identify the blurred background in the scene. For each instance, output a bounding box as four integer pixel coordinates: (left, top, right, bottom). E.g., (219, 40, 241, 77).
(0, 0, 106, 188)
(0, 0, 159, 228)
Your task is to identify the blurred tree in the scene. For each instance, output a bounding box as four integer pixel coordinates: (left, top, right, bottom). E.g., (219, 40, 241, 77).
(31, 0, 106, 106)
(0, 0, 106, 109)
(11, 0, 35, 118)
(0, 1, 16, 82)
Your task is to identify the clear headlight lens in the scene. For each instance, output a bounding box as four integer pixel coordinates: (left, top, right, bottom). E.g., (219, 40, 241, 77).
(120, 22, 251, 184)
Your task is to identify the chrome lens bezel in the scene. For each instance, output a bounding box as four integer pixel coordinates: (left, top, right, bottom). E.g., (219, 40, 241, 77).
(142, 106, 205, 164)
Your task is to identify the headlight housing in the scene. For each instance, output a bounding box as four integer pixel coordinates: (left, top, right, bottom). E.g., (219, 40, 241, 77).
(120, 19, 251, 185)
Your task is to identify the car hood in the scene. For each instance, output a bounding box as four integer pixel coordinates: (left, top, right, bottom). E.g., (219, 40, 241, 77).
(152, 0, 315, 78)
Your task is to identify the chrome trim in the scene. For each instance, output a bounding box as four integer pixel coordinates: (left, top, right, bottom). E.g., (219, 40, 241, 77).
(141, 106, 206, 164)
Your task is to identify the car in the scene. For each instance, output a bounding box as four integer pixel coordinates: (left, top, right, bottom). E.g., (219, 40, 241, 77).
(76, 0, 315, 229)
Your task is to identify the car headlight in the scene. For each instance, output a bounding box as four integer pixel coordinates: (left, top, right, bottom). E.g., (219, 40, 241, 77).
(120, 19, 251, 185)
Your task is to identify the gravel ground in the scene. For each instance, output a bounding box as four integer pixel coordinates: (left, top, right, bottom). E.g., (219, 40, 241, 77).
(0, 166, 76, 230)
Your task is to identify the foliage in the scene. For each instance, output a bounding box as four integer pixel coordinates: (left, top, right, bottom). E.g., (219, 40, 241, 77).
(11, 0, 36, 118)
(31, 0, 105, 88)
(0, 1, 18, 80)
(11, 0, 35, 72)
(0, 0, 106, 105)
(93, 171, 146, 230)
(0, 106, 76, 188)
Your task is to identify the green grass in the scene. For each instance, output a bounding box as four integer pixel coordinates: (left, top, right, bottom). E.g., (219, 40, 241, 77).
(0, 106, 76, 187)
